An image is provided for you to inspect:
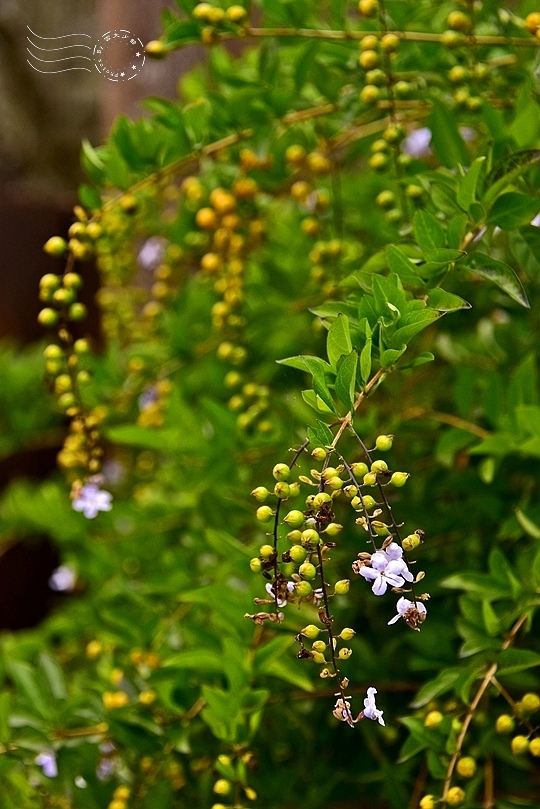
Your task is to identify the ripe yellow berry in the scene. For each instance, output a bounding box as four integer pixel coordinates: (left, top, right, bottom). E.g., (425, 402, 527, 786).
(360, 85, 380, 105)
(360, 34, 379, 51)
(358, 0, 378, 16)
(210, 188, 236, 214)
(291, 180, 312, 203)
(200, 253, 221, 274)
(359, 50, 379, 70)
(43, 236, 68, 257)
(146, 39, 168, 58)
(86, 640, 102, 659)
(447, 11, 472, 33)
(424, 710, 443, 729)
(495, 714, 515, 734)
(38, 308, 59, 328)
(213, 779, 232, 795)
(521, 692, 540, 713)
(195, 207, 218, 230)
(447, 786, 465, 805)
(109, 801, 126, 809)
(302, 218, 320, 237)
(456, 756, 476, 778)
(139, 690, 156, 705)
(307, 152, 332, 174)
(530, 737, 540, 756)
(381, 33, 399, 52)
(511, 735, 530, 755)
(120, 194, 138, 213)
(226, 5, 247, 23)
(233, 177, 258, 199)
(285, 144, 307, 165)
(525, 12, 540, 34)
(419, 797, 435, 809)
(193, 3, 212, 21)
(113, 787, 131, 800)
(369, 153, 389, 171)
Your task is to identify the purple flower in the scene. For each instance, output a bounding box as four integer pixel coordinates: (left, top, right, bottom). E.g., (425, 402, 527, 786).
(388, 596, 427, 629)
(138, 237, 166, 270)
(363, 687, 385, 726)
(36, 752, 57, 778)
(358, 545, 414, 595)
(48, 565, 76, 592)
(72, 484, 112, 519)
(402, 127, 431, 158)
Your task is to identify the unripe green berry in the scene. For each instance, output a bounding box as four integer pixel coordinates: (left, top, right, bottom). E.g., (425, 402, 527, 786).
(259, 544, 274, 559)
(394, 80, 411, 97)
(375, 434, 393, 451)
(63, 272, 83, 289)
(273, 463, 290, 481)
(360, 85, 380, 105)
(69, 303, 87, 322)
(424, 710, 443, 729)
(339, 627, 356, 641)
(40, 273, 61, 291)
(295, 580, 313, 597)
(53, 288, 76, 306)
(283, 510, 305, 529)
(383, 125, 404, 144)
(274, 482, 290, 499)
(365, 69, 386, 86)
(372, 521, 390, 537)
(447, 787, 465, 806)
(371, 459, 388, 474)
(251, 486, 270, 502)
(362, 495, 377, 509)
(299, 562, 317, 580)
(58, 392, 75, 410)
(250, 557, 263, 573)
(363, 472, 377, 486)
(511, 735, 529, 755)
(521, 692, 540, 713)
(301, 528, 320, 545)
(313, 492, 332, 507)
(351, 462, 369, 478)
(334, 579, 350, 595)
(338, 647, 352, 659)
(43, 344, 63, 359)
(288, 481, 301, 498)
(43, 237, 68, 258)
(312, 640, 326, 653)
(290, 545, 308, 564)
(376, 191, 395, 209)
(256, 506, 273, 523)
(77, 370, 91, 385)
(73, 338, 90, 354)
(321, 467, 338, 480)
(456, 756, 476, 778)
(301, 624, 320, 639)
(326, 476, 343, 490)
(343, 485, 357, 498)
(38, 308, 59, 328)
(287, 530, 303, 545)
(324, 523, 343, 536)
(311, 447, 327, 461)
(390, 471, 409, 487)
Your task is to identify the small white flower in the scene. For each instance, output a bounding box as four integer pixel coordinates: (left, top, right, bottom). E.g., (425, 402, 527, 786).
(72, 484, 112, 519)
(36, 752, 57, 778)
(313, 587, 324, 606)
(359, 546, 414, 596)
(48, 565, 76, 592)
(363, 687, 385, 726)
(402, 127, 431, 158)
(138, 237, 166, 270)
(265, 581, 294, 608)
(388, 596, 427, 629)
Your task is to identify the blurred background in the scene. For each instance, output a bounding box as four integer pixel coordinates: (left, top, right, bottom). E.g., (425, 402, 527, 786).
(0, 0, 201, 627)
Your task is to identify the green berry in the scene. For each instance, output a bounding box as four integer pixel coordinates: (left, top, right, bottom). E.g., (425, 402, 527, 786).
(313, 492, 332, 507)
(390, 471, 409, 487)
(256, 506, 273, 523)
(312, 640, 326, 653)
(43, 344, 63, 360)
(283, 510, 305, 529)
(326, 476, 343, 490)
(287, 530, 303, 544)
(375, 434, 393, 451)
(251, 486, 270, 502)
(299, 562, 317, 580)
(372, 520, 390, 537)
(38, 308, 59, 328)
(324, 523, 343, 536)
(376, 191, 395, 209)
(295, 581, 313, 598)
(334, 579, 350, 595)
(371, 459, 388, 474)
(68, 303, 87, 322)
(73, 338, 90, 354)
(301, 529, 320, 545)
(274, 482, 290, 499)
(273, 463, 290, 481)
(63, 272, 83, 289)
(58, 392, 76, 410)
(311, 447, 327, 461)
(363, 472, 377, 486)
(289, 545, 307, 564)
(43, 237, 67, 258)
(288, 481, 301, 498)
(402, 533, 421, 551)
(365, 68, 386, 86)
(53, 288, 76, 306)
(362, 495, 377, 509)
(350, 462, 369, 478)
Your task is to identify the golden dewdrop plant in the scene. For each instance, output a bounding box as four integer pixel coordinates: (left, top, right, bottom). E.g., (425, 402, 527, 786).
(0, 0, 539, 808)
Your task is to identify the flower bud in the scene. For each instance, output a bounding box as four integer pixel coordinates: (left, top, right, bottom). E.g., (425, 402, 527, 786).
(447, 786, 465, 806)
(250, 558, 263, 573)
(339, 627, 356, 641)
(521, 692, 540, 713)
(511, 735, 530, 755)
(424, 710, 443, 729)
(295, 581, 313, 598)
(273, 463, 290, 481)
(324, 523, 343, 536)
(456, 756, 476, 778)
(530, 738, 540, 757)
(312, 640, 326, 653)
(371, 460, 388, 474)
(259, 544, 274, 559)
(311, 447, 327, 461)
(375, 434, 393, 451)
(313, 492, 332, 507)
(283, 510, 305, 529)
(363, 472, 377, 486)
(299, 562, 317, 580)
(390, 471, 409, 487)
(496, 714, 515, 734)
(334, 579, 350, 595)
(301, 624, 320, 639)
(289, 545, 307, 564)
(251, 486, 270, 502)
(274, 482, 290, 499)
(351, 462, 369, 478)
(419, 797, 435, 809)
(256, 506, 273, 523)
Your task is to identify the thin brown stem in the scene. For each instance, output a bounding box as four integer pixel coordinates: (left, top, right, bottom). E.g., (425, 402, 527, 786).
(484, 757, 494, 809)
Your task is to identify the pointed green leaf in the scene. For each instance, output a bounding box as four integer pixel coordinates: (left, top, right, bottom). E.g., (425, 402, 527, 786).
(427, 288, 471, 312)
(465, 252, 529, 307)
(360, 337, 372, 384)
(307, 420, 334, 448)
(457, 157, 486, 211)
(429, 101, 470, 168)
(413, 210, 446, 252)
(382, 345, 407, 368)
(483, 148, 540, 207)
(335, 350, 358, 411)
(488, 192, 540, 231)
(398, 352, 435, 370)
(326, 315, 352, 370)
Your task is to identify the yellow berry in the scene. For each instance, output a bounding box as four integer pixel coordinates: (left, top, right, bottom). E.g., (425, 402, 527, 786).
(285, 144, 307, 165)
(424, 710, 443, 729)
(193, 3, 212, 21)
(456, 756, 476, 778)
(419, 797, 435, 809)
(521, 692, 540, 713)
(530, 737, 540, 756)
(447, 786, 465, 805)
(511, 735, 530, 755)
(496, 714, 515, 734)
(447, 11, 472, 33)
(381, 33, 399, 52)
(139, 690, 156, 705)
(43, 236, 67, 257)
(525, 12, 540, 34)
(213, 779, 232, 795)
(226, 5, 247, 23)
(86, 640, 102, 659)
(113, 787, 131, 800)
(358, 0, 378, 16)
(359, 50, 379, 70)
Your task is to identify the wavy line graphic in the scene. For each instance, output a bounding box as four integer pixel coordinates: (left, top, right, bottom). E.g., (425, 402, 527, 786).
(26, 26, 93, 73)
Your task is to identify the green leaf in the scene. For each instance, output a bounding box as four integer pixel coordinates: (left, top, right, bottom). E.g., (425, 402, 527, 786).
(39, 654, 67, 701)
(398, 352, 435, 370)
(497, 649, 540, 676)
(390, 310, 440, 346)
(427, 289, 471, 312)
(183, 98, 211, 146)
(0, 692, 11, 743)
(7, 661, 50, 719)
(465, 253, 529, 308)
(360, 337, 372, 384)
(447, 213, 469, 249)
(424, 249, 465, 264)
(326, 315, 352, 371)
(278, 355, 335, 411)
(386, 245, 425, 288)
(483, 148, 540, 207)
(410, 668, 461, 708)
(382, 345, 407, 368)
(488, 192, 540, 231)
(335, 350, 358, 411)
(429, 100, 469, 168)
(456, 619, 501, 657)
(440, 572, 512, 600)
(457, 156, 486, 211)
(413, 210, 446, 252)
(307, 420, 334, 448)
(515, 508, 540, 539)
(164, 649, 224, 673)
(482, 600, 500, 636)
